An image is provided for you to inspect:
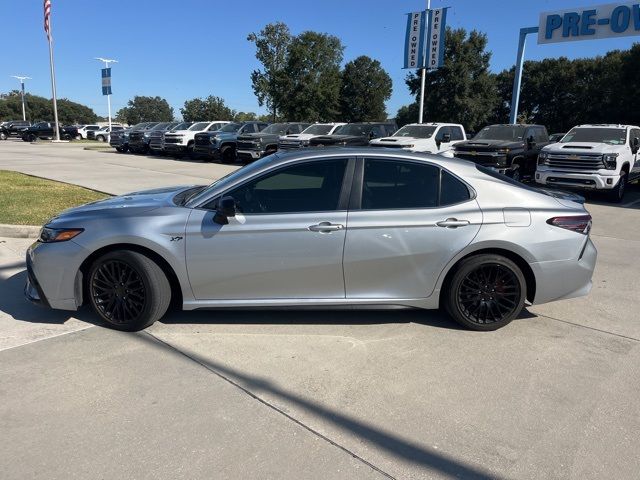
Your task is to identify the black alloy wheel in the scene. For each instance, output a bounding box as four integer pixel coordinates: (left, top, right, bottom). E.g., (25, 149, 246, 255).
(90, 259, 146, 325)
(444, 254, 526, 331)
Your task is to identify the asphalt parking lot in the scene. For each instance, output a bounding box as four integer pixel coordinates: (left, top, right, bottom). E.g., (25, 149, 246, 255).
(1, 141, 639, 479)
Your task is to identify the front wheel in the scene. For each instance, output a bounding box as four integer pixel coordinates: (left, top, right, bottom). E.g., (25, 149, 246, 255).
(508, 165, 521, 183)
(443, 254, 526, 331)
(220, 145, 235, 164)
(607, 172, 626, 203)
(0, 131, 7, 141)
(88, 250, 171, 331)
(96, 135, 106, 142)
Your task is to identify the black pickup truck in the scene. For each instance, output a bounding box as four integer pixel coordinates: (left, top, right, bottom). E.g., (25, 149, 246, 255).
(308, 122, 397, 147)
(452, 124, 550, 182)
(0, 120, 31, 140)
(21, 122, 78, 142)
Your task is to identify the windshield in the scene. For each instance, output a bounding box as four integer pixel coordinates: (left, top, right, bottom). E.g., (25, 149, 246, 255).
(335, 124, 371, 136)
(302, 124, 334, 135)
(171, 122, 192, 131)
(150, 123, 170, 131)
(261, 123, 289, 134)
(186, 154, 281, 206)
(393, 125, 436, 138)
(220, 123, 241, 132)
(474, 125, 526, 141)
(561, 128, 626, 145)
(188, 122, 210, 131)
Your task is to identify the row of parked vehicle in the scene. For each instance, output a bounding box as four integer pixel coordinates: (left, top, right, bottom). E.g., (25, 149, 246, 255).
(0, 120, 125, 142)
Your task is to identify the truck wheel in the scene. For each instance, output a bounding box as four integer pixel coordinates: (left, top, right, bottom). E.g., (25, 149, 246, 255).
(28, 134, 38, 142)
(96, 135, 105, 142)
(0, 131, 7, 141)
(508, 165, 521, 182)
(220, 145, 235, 164)
(186, 142, 195, 159)
(608, 172, 627, 203)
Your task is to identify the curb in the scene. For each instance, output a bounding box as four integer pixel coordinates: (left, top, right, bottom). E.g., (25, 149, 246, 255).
(0, 224, 40, 238)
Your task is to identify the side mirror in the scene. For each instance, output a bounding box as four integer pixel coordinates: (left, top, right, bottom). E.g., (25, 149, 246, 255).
(633, 137, 639, 154)
(213, 196, 236, 225)
(442, 133, 451, 143)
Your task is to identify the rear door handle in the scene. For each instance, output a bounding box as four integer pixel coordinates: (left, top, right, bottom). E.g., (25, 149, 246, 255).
(436, 218, 470, 228)
(308, 222, 344, 233)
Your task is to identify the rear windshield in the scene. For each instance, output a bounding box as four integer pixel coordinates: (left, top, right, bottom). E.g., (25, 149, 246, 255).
(393, 125, 437, 138)
(474, 125, 526, 141)
(561, 128, 626, 145)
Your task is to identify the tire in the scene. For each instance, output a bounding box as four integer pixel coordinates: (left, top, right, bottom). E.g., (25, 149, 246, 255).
(607, 172, 626, 203)
(28, 133, 38, 142)
(443, 254, 526, 331)
(96, 135, 105, 142)
(0, 131, 7, 141)
(115, 147, 126, 153)
(186, 141, 195, 159)
(220, 145, 235, 164)
(87, 250, 171, 331)
(508, 165, 521, 183)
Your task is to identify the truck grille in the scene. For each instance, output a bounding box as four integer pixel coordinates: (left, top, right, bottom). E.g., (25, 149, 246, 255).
(278, 140, 302, 150)
(194, 134, 210, 146)
(544, 153, 604, 171)
(128, 132, 144, 143)
(237, 140, 258, 150)
(164, 136, 182, 144)
(149, 135, 164, 148)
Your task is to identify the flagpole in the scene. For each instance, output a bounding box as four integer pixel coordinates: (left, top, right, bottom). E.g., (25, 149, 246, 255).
(46, 5, 61, 141)
(418, 0, 431, 124)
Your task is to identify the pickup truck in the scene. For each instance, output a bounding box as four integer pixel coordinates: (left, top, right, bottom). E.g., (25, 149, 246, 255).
(452, 124, 551, 182)
(193, 121, 269, 163)
(278, 123, 345, 150)
(163, 121, 230, 158)
(308, 122, 397, 147)
(129, 122, 179, 154)
(21, 122, 78, 142)
(149, 122, 191, 155)
(536, 124, 640, 202)
(236, 122, 309, 162)
(87, 125, 125, 142)
(0, 120, 31, 140)
(369, 122, 466, 153)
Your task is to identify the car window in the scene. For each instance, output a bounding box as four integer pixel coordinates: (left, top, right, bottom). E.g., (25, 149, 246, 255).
(440, 169, 471, 205)
(450, 126, 464, 141)
(362, 159, 440, 210)
(436, 126, 451, 141)
(226, 159, 348, 214)
(629, 129, 639, 146)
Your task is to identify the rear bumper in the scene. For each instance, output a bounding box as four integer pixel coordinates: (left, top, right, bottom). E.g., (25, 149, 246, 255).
(535, 169, 621, 190)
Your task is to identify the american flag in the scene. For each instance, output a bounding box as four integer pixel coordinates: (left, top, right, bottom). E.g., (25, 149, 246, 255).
(44, 0, 51, 41)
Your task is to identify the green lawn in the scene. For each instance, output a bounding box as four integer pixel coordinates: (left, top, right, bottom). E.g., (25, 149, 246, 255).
(0, 170, 108, 226)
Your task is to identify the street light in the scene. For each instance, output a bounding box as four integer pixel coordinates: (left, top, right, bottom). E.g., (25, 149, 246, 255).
(10, 75, 32, 121)
(94, 57, 117, 134)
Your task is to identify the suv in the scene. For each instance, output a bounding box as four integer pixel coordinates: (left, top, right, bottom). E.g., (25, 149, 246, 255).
(76, 125, 101, 139)
(369, 123, 466, 154)
(0, 120, 31, 140)
(236, 122, 310, 162)
(129, 122, 179, 154)
(278, 123, 345, 150)
(21, 122, 78, 142)
(536, 124, 640, 202)
(88, 125, 124, 142)
(452, 124, 550, 181)
(124, 122, 160, 153)
(163, 121, 230, 158)
(308, 122, 397, 147)
(194, 121, 268, 163)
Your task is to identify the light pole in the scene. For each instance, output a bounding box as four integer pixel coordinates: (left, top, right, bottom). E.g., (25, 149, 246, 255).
(10, 75, 32, 121)
(94, 57, 117, 134)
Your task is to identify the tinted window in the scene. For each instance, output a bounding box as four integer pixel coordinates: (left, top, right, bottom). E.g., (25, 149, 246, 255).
(440, 170, 470, 205)
(393, 125, 436, 138)
(450, 126, 464, 141)
(436, 126, 451, 141)
(227, 159, 348, 214)
(561, 128, 626, 145)
(362, 160, 439, 210)
(629, 129, 640, 146)
(474, 125, 527, 141)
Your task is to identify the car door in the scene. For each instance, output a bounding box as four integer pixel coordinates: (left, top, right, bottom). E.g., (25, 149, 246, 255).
(185, 157, 354, 300)
(630, 128, 640, 179)
(343, 157, 482, 299)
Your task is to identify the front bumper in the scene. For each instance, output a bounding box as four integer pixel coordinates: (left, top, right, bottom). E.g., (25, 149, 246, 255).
(25, 254, 49, 307)
(535, 169, 621, 190)
(237, 149, 264, 160)
(193, 144, 221, 158)
(164, 143, 189, 153)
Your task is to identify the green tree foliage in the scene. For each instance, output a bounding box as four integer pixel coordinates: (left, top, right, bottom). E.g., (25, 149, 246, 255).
(233, 111, 257, 122)
(247, 22, 292, 122)
(0, 91, 98, 124)
(403, 28, 498, 132)
(115, 96, 173, 124)
(278, 31, 344, 122)
(181, 96, 235, 122)
(340, 56, 392, 122)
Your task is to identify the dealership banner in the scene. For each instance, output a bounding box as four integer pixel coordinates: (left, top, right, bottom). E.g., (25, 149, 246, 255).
(426, 8, 448, 69)
(101, 68, 112, 95)
(539, 1, 640, 44)
(403, 11, 427, 69)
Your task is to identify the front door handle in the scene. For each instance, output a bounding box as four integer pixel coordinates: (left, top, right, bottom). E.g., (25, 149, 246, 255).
(436, 218, 470, 228)
(308, 222, 344, 233)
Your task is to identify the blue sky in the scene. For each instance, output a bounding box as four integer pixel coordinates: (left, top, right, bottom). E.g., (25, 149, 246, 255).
(2, 0, 638, 119)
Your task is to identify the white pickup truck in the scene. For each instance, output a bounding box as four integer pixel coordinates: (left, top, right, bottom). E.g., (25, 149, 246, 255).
(163, 121, 230, 157)
(278, 123, 345, 150)
(369, 122, 466, 154)
(536, 124, 640, 202)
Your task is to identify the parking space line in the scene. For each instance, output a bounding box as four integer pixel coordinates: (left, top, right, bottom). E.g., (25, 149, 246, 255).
(535, 313, 639, 342)
(621, 198, 640, 208)
(0, 325, 94, 353)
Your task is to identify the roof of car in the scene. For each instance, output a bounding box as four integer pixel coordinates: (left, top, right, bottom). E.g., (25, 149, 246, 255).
(575, 124, 639, 129)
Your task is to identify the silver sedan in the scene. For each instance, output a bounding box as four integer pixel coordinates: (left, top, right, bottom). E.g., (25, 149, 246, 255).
(25, 148, 596, 331)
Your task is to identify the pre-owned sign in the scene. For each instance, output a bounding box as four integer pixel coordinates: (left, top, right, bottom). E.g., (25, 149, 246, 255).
(403, 11, 426, 69)
(539, 2, 640, 44)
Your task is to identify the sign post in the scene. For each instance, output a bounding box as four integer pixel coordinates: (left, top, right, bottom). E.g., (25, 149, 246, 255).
(96, 57, 117, 138)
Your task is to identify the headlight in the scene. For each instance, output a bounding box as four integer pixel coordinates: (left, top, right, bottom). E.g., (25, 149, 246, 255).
(300, 139, 310, 146)
(538, 151, 549, 165)
(39, 227, 84, 243)
(210, 136, 218, 145)
(336, 141, 347, 146)
(497, 148, 510, 154)
(401, 144, 415, 149)
(602, 153, 618, 170)
(143, 132, 150, 138)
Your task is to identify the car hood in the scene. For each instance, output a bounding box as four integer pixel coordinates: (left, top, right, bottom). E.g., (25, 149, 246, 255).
(370, 136, 423, 146)
(456, 139, 522, 149)
(542, 142, 620, 154)
(310, 135, 366, 144)
(238, 133, 279, 141)
(48, 185, 196, 225)
(280, 133, 314, 141)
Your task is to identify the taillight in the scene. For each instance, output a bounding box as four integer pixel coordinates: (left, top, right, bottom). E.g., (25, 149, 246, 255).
(547, 215, 592, 235)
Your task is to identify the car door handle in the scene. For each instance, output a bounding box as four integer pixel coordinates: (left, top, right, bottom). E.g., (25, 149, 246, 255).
(436, 218, 470, 228)
(308, 222, 344, 232)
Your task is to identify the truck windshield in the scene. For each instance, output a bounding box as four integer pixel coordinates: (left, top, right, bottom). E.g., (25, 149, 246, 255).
(261, 124, 288, 135)
(150, 123, 170, 131)
(189, 122, 210, 131)
(561, 128, 626, 145)
(220, 123, 241, 132)
(474, 125, 526, 141)
(393, 125, 437, 138)
(171, 122, 192, 131)
(335, 124, 370, 136)
(302, 124, 334, 135)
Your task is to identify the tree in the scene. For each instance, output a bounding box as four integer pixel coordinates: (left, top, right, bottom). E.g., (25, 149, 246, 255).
(247, 22, 292, 122)
(233, 111, 257, 122)
(181, 96, 235, 122)
(278, 31, 344, 122)
(115, 96, 173, 124)
(340, 56, 392, 122)
(404, 28, 498, 132)
(0, 91, 98, 124)
(395, 103, 419, 128)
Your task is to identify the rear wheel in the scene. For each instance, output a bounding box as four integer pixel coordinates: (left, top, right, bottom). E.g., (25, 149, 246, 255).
(444, 254, 526, 331)
(96, 135, 106, 142)
(607, 172, 626, 203)
(88, 250, 171, 331)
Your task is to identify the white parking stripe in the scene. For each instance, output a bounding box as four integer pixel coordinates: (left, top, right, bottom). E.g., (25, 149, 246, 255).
(622, 198, 640, 208)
